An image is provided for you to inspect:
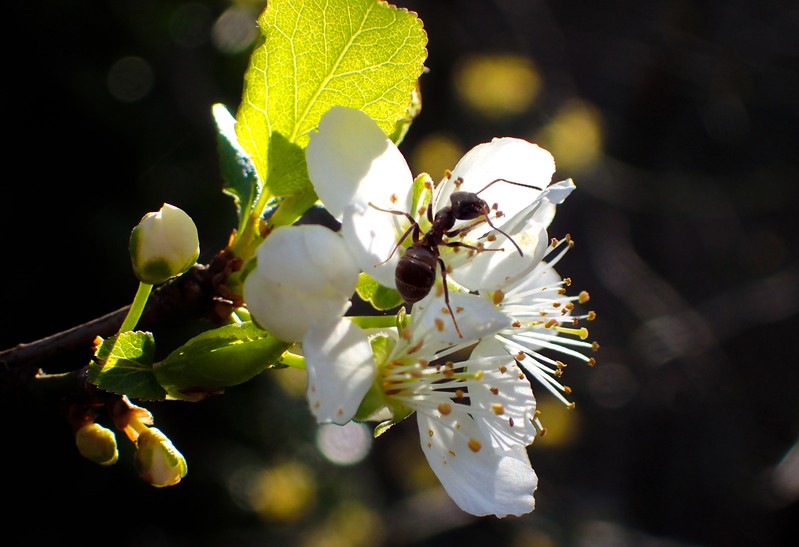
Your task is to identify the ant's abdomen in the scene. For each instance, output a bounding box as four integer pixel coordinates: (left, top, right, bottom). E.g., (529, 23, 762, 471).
(395, 246, 438, 304)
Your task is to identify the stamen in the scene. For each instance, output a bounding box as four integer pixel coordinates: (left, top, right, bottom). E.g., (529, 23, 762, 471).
(438, 403, 452, 415)
(468, 438, 481, 452)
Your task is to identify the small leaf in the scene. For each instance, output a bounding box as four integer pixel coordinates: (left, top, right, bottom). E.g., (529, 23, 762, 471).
(356, 272, 404, 310)
(89, 332, 166, 401)
(213, 103, 262, 235)
(236, 0, 427, 199)
(153, 322, 292, 401)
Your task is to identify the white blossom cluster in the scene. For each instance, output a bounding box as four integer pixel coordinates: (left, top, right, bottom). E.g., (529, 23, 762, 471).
(243, 106, 596, 518)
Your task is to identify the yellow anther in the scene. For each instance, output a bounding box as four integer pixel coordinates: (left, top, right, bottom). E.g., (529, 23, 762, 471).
(492, 290, 505, 305)
(555, 326, 589, 339)
(468, 438, 482, 452)
(545, 318, 558, 328)
(491, 403, 505, 415)
(438, 403, 452, 415)
(587, 310, 597, 321)
(578, 291, 590, 304)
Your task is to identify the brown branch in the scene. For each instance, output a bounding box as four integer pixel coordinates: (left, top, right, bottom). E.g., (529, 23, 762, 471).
(0, 249, 243, 370)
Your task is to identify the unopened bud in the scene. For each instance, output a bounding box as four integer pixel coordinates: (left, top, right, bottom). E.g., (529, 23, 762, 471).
(75, 423, 119, 466)
(129, 203, 199, 284)
(134, 427, 188, 487)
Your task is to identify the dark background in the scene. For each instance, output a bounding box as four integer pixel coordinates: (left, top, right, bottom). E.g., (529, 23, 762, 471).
(2, 1, 797, 545)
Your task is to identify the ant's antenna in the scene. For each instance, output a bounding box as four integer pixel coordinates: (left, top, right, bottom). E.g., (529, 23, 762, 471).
(474, 177, 543, 195)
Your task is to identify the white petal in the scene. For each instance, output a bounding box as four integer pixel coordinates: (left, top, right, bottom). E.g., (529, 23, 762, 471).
(412, 290, 511, 346)
(469, 339, 537, 450)
(436, 138, 555, 223)
(417, 411, 537, 517)
(341, 200, 405, 288)
(446, 224, 549, 291)
(307, 106, 414, 220)
(256, 225, 359, 295)
(244, 272, 352, 342)
(304, 318, 377, 425)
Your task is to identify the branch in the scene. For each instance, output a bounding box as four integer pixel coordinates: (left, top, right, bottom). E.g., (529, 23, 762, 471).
(0, 249, 243, 370)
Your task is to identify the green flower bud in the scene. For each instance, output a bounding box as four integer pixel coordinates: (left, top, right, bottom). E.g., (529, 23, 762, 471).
(75, 423, 119, 466)
(134, 427, 188, 487)
(129, 203, 199, 285)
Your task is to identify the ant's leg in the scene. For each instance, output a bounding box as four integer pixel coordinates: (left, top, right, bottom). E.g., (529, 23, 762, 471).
(437, 258, 463, 338)
(474, 178, 543, 196)
(446, 215, 524, 257)
(368, 202, 421, 263)
(444, 240, 503, 253)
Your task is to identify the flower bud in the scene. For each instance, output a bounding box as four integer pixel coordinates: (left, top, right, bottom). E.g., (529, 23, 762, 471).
(134, 427, 188, 487)
(129, 203, 200, 284)
(75, 422, 119, 466)
(243, 225, 360, 341)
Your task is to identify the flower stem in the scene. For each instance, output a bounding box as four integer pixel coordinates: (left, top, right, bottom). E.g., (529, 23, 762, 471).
(118, 282, 153, 333)
(278, 351, 305, 369)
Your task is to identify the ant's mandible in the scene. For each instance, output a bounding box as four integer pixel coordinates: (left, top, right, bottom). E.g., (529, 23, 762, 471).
(369, 176, 543, 338)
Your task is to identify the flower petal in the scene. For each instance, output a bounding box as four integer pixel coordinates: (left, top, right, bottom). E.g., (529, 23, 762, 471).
(417, 410, 537, 517)
(412, 289, 511, 346)
(304, 318, 377, 425)
(244, 272, 352, 342)
(436, 138, 555, 223)
(307, 106, 414, 220)
(341, 200, 405, 288)
(446, 224, 549, 292)
(469, 339, 537, 450)
(256, 225, 360, 295)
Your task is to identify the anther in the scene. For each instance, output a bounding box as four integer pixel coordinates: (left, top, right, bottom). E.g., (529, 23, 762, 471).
(468, 439, 481, 452)
(587, 311, 597, 321)
(592, 341, 600, 351)
(492, 290, 505, 305)
(578, 291, 590, 304)
(491, 403, 505, 415)
(489, 387, 499, 395)
(438, 403, 452, 415)
(434, 318, 445, 332)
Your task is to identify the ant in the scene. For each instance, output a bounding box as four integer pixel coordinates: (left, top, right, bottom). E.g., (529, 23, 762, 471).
(369, 176, 543, 338)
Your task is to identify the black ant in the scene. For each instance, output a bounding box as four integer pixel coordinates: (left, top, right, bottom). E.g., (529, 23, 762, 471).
(369, 176, 542, 338)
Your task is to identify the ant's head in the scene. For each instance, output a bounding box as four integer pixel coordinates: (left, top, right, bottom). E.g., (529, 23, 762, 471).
(449, 191, 490, 221)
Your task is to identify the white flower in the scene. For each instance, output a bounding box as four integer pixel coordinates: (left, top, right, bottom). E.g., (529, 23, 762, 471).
(129, 203, 199, 285)
(306, 106, 575, 295)
(243, 224, 360, 342)
(302, 289, 540, 517)
(476, 237, 598, 407)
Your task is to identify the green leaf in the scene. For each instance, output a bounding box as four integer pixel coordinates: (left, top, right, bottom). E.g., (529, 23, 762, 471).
(153, 322, 292, 401)
(88, 331, 166, 401)
(356, 272, 404, 310)
(236, 0, 427, 199)
(213, 103, 262, 236)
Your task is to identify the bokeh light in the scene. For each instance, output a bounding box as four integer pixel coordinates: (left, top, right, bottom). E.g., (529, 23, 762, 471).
(409, 132, 464, 181)
(316, 421, 372, 466)
(106, 56, 154, 103)
(534, 100, 604, 172)
(452, 53, 541, 118)
(213, 6, 260, 54)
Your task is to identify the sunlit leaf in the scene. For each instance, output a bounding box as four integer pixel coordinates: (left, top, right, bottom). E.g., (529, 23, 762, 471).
(236, 0, 427, 200)
(88, 331, 165, 401)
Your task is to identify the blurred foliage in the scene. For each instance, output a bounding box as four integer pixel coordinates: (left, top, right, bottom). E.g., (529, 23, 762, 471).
(2, 0, 797, 546)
